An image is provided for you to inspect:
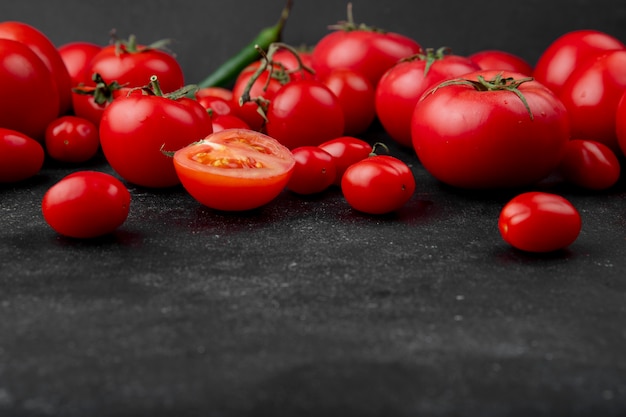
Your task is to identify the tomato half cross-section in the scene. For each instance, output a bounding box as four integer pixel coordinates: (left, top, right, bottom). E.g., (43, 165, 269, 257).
(173, 129, 296, 211)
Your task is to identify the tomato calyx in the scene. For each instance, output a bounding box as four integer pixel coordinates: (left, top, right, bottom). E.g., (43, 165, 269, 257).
(328, 2, 385, 33)
(427, 73, 535, 120)
(72, 73, 127, 105)
(401, 47, 451, 77)
(109, 30, 173, 56)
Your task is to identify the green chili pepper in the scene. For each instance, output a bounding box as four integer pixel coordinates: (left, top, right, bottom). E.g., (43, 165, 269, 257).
(196, 0, 293, 89)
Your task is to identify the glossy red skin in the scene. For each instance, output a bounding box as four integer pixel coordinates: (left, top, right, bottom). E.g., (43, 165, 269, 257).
(87, 43, 185, 93)
(231, 69, 284, 131)
(211, 114, 250, 133)
(375, 53, 480, 148)
(558, 49, 626, 154)
(58, 41, 102, 86)
(411, 70, 570, 189)
(0, 39, 60, 141)
(42, 171, 131, 239)
(45, 115, 100, 163)
(498, 192, 582, 253)
(266, 79, 345, 149)
(318, 136, 373, 186)
(321, 68, 376, 136)
(468, 49, 533, 75)
(616, 91, 626, 156)
(311, 29, 422, 86)
(196, 86, 234, 102)
(533, 29, 625, 96)
(173, 129, 296, 211)
(0, 128, 45, 183)
(287, 146, 337, 195)
(71, 85, 132, 128)
(558, 139, 621, 190)
(0, 21, 73, 116)
(197, 95, 235, 116)
(99, 94, 213, 188)
(271, 48, 315, 81)
(341, 155, 416, 215)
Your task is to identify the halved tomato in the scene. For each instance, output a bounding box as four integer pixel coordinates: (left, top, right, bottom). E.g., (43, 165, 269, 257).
(173, 129, 295, 211)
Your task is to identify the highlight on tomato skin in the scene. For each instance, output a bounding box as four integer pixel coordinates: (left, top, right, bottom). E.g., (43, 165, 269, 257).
(173, 129, 296, 212)
(498, 191, 582, 253)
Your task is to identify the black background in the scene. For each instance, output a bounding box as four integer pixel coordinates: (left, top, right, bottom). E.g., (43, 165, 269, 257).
(1, 1, 626, 417)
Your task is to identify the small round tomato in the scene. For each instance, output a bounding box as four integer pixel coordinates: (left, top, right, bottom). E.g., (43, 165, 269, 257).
(196, 86, 234, 102)
(558, 139, 621, 190)
(211, 114, 250, 133)
(45, 115, 100, 163)
(266, 79, 345, 149)
(468, 49, 533, 75)
(173, 129, 296, 211)
(287, 146, 337, 195)
(42, 171, 131, 239)
(58, 41, 102, 86)
(0, 128, 45, 183)
(197, 95, 235, 116)
(498, 192, 582, 253)
(321, 68, 376, 136)
(318, 136, 372, 185)
(341, 154, 415, 214)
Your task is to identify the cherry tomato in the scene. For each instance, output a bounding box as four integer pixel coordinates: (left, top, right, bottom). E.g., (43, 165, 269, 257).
(411, 70, 570, 189)
(42, 171, 131, 239)
(87, 35, 184, 93)
(321, 68, 376, 136)
(0, 39, 60, 141)
(197, 95, 235, 116)
(45, 115, 100, 163)
(468, 49, 533, 75)
(270, 47, 315, 81)
(0, 128, 45, 183)
(0, 21, 73, 116)
(211, 114, 250, 133)
(318, 136, 372, 186)
(558, 49, 626, 154)
(498, 192, 582, 253)
(558, 139, 621, 190)
(375, 48, 481, 148)
(533, 29, 625, 96)
(195, 86, 234, 102)
(173, 129, 296, 211)
(99, 77, 213, 188)
(311, 5, 421, 86)
(286, 146, 337, 195)
(341, 154, 415, 214)
(57, 41, 102, 86)
(231, 67, 285, 131)
(266, 79, 345, 149)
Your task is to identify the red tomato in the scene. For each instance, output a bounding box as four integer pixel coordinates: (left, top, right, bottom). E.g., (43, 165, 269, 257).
(0, 38, 60, 141)
(266, 79, 345, 149)
(42, 171, 131, 239)
(533, 29, 625, 96)
(0, 21, 73, 116)
(321, 68, 376, 136)
(558, 139, 621, 190)
(58, 41, 102, 86)
(196, 86, 234, 102)
(71, 76, 132, 127)
(341, 154, 415, 214)
(375, 48, 481, 147)
(271, 47, 315, 81)
(173, 129, 296, 211)
(99, 77, 213, 188)
(311, 5, 422, 86)
(616, 90, 626, 156)
(45, 115, 100, 163)
(231, 67, 285, 131)
(211, 114, 250, 133)
(197, 95, 235, 116)
(468, 49, 533, 75)
(498, 192, 582, 253)
(318, 136, 372, 186)
(558, 49, 626, 154)
(87, 35, 184, 93)
(286, 146, 337, 195)
(411, 70, 570, 189)
(0, 128, 45, 183)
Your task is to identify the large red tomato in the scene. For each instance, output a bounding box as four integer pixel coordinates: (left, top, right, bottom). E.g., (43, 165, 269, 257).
(558, 49, 626, 154)
(411, 70, 570, 189)
(311, 5, 422, 86)
(0, 128, 45, 183)
(0, 21, 73, 116)
(173, 129, 295, 211)
(58, 41, 102, 86)
(468, 49, 533, 75)
(99, 77, 213, 188)
(533, 29, 625, 96)
(0, 39, 60, 141)
(375, 48, 481, 148)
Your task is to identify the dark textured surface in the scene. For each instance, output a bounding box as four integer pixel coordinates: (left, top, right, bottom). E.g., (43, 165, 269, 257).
(2, 1, 626, 416)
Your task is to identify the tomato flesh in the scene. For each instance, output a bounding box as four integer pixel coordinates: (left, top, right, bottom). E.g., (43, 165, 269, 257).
(174, 129, 296, 211)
